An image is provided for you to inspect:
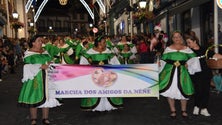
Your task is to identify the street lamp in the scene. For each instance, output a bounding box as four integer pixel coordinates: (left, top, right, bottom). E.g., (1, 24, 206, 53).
(139, 0, 154, 11)
(30, 22, 34, 27)
(12, 10, 19, 39)
(139, 0, 147, 9)
(12, 11, 19, 19)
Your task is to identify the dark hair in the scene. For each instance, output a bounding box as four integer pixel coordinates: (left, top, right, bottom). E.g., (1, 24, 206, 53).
(28, 35, 43, 48)
(184, 35, 200, 46)
(94, 35, 104, 47)
(83, 41, 88, 47)
(184, 35, 196, 41)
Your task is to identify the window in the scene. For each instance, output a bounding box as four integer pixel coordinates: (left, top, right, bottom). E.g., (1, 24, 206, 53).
(55, 20, 61, 31)
(47, 19, 53, 27)
(80, 14, 85, 20)
(182, 10, 191, 33)
(73, 13, 77, 20)
(38, 19, 45, 27)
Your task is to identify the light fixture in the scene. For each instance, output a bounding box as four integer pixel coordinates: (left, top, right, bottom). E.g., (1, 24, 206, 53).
(139, 0, 147, 9)
(49, 26, 52, 30)
(12, 11, 19, 19)
(89, 23, 93, 28)
(30, 22, 34, 27)
(59, 0, 68, 6)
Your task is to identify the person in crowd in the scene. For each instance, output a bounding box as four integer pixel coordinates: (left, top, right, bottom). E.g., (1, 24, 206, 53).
(116, 35, 137, 55)
(159, 31, 201, 119)
(104, 36, 115, 51)
(211, 72, 222, 93)
(7, 49, 15, 73)
(75, 36, 94, 64)
(0, 56, 2, 82)
(160, 30, 169, 48)
(79, 35, 123, 111)
(0, 39, 3, 81)
(119, 44, 136, 64)
(150, 24, 165, 63)
(13, 39, 23, 64)
(18, 35, 62, 125)
(185, 35, 222, 116)
(56, 37, 74, 64)
(150, 24, 163, 52)
(82, 40, 90, 54)
(217, 24, 222, 54)
(1, 45, 10, 73)
(138, 37, 150, 63)
(218, 24, 222, 44)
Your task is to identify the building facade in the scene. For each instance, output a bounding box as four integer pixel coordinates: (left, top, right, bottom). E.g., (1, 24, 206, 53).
(0, 0, 26, 39)
(108, 0, 222, 47)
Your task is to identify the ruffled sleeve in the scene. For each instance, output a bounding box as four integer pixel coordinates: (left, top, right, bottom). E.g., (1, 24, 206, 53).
(159, 60, 166, 73)
(22, 64, 42, 82)
(109, 56, 120, 65)
(186, 57, 202, 75)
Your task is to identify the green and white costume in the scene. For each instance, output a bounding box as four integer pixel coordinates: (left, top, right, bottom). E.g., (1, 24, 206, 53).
(116, 41, 137, 54)
(65, 39, 79, 51)
(18, 50, 61, 108)
(159, 47, 200, 99)
(56, 43, 74, 64)
(80, 48, 123, 111)
(75, 42, 94, 62)
(119, 51, 135, 64)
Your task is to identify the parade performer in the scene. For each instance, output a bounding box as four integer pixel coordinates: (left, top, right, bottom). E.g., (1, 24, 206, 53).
(75, 36, 94, 64)
(65, 36, 79, 51)
(149, 24, 165, 63)
(18, 35, 61, 125)
(55, 37, 74, 64)
(185, 35, 222, 116)
(116, 35, 137, 55)
(159, 31, 201, 118)
(79, 35, 123, 111)
(119, 44, 136, 64)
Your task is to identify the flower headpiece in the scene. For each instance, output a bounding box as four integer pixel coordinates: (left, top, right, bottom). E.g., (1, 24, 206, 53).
(154, 24, 161, 31)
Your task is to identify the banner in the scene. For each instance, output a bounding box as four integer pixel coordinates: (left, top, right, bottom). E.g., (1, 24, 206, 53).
(48, 64, 159, 98)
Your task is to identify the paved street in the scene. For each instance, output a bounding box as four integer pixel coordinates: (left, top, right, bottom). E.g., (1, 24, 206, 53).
(0, 63, 222, 125)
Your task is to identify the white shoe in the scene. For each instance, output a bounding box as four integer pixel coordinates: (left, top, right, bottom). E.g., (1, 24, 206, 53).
(193, 106, 199, 115)
(200, 108, 211, 116)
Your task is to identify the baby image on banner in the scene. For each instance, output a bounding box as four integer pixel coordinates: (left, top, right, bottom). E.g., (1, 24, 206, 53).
(48, 64, 159, 98)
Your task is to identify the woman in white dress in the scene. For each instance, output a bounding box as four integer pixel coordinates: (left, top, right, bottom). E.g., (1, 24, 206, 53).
(18, 35, 61, 125)
(79, 36, 123, 111)
(159, 31, 200, 118)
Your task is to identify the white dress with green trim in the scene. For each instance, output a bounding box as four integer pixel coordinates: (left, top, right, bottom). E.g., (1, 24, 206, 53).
(79, 48, 123, 111)
(18, 50, 61, 108)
